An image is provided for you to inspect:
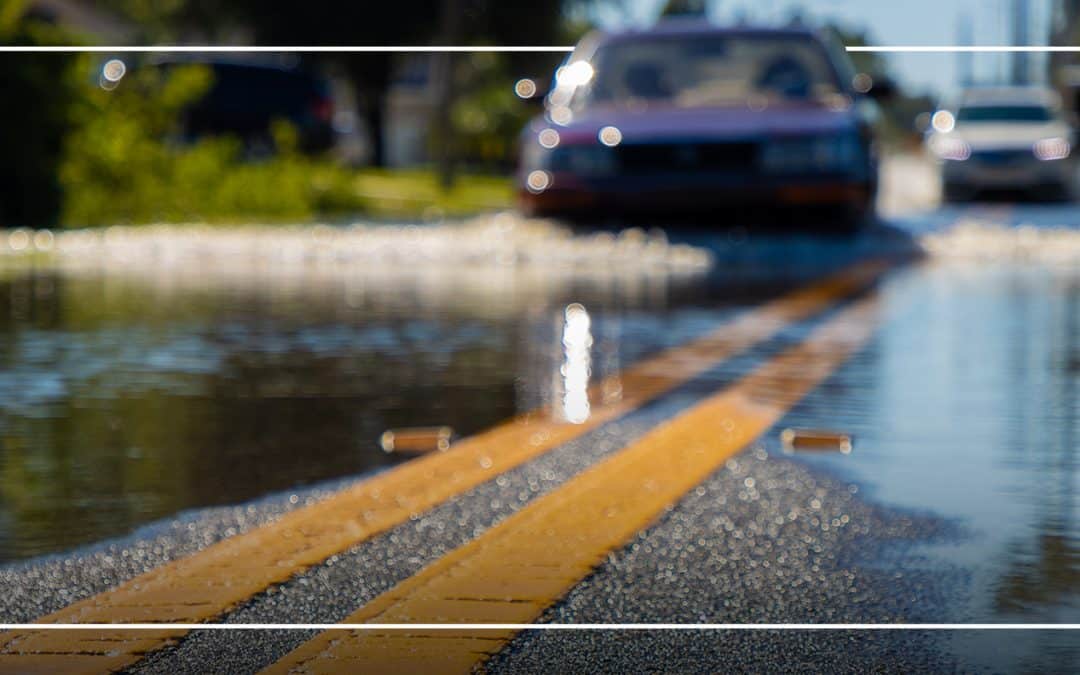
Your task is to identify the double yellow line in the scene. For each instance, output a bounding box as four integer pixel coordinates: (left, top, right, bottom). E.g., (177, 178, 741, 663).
(264, 294, 883, 675)
(0, 259, 891, 674)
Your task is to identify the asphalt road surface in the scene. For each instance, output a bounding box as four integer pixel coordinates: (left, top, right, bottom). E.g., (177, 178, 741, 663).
(0, 194, 1077, 673)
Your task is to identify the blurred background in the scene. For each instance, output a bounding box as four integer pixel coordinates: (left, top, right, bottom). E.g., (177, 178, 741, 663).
(5, 0, 1076, 229)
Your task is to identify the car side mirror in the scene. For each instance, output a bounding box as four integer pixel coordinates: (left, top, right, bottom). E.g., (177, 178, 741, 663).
(514, 77, 550, 106)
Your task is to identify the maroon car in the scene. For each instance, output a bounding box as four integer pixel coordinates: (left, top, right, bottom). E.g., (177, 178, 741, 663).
(517, 23, 887, 229)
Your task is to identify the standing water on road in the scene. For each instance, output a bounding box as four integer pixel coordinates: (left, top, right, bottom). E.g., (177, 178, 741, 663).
(0, 209, 1077, 673)
(0, 217, 721, 562)
(775, 215, 1079, 671)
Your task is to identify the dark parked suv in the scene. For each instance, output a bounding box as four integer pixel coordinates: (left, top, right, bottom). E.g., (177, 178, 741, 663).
(146, 58, 335, 154)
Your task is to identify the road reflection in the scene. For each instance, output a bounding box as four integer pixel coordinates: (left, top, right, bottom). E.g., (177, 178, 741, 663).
(992, 274, 1078, 619)
(0, 217, 929, 563)
(776, 254, 1078, 670)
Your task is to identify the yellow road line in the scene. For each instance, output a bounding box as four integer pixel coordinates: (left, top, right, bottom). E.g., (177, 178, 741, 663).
(0, 261, 889, 673)
(262, 293, 883, 675)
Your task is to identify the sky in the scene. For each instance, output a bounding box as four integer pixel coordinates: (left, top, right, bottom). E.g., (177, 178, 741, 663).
(592, 0, 1059, 98)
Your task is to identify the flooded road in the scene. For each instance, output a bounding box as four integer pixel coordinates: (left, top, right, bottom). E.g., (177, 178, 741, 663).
(0, 205, 1078, 671)
(768, 258, 1078, 672)
(0, 224, 722, 562)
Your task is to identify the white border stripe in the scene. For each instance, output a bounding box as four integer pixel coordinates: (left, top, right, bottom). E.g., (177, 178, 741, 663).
(3, 624, 1079, 630)
(1, 37, 1075, 635)
(0, 45, 1078, 53)
(848, 46, 1080, 52)
(0, 46, 574, 53)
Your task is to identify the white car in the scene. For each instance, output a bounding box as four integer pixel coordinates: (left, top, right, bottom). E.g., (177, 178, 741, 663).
(927, 87, 1076, 201)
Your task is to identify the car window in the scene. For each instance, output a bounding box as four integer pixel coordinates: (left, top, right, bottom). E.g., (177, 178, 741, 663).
(956, 105, 1054, 123)
(577, 34, 841, 110)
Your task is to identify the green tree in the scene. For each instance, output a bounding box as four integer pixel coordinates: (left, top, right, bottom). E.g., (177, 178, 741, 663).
(232, 1, 570, 170)
(0, 4, 88, 227)
(59, 62, 367, 225)
(99, 0, 577, 169)
(824, 24, 888, 81)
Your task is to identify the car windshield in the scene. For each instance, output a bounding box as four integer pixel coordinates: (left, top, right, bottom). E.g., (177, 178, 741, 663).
(956, 105, 1054, 123)
(576, 34, 842, 109)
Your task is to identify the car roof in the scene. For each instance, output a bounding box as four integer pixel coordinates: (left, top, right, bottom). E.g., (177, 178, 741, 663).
(957, 86, 1060, 108)
(594, 20, 822, 46)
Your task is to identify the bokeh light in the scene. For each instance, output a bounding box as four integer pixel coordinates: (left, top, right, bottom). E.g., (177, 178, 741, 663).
(931, 110, 956, 133)
(549, 105, 573, 126)
(514, 78, 537, 99)
(598, 126, 623, 147)
(526, 170, 552, 193)
(102, 59, 126, 84)
(852, 73, 873, 94)
(538, 128, 560, 149)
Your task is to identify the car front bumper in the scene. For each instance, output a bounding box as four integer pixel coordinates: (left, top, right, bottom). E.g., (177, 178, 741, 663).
(942, 154, 1073, 192)
(518, 171, 872, 217)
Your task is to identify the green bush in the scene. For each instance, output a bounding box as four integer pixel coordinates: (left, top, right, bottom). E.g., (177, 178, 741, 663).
(59, 63, 366, 226)
(3, 4, 509, 228)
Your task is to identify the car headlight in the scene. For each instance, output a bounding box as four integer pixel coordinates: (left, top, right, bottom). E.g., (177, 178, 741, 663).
(760, 134, 862, 173)
(1033, 137, 1070, 161)
(928, 135, 971, 161)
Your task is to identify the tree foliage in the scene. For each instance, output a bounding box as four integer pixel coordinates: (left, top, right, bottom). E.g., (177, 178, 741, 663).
(59, 63, 367, 226)
(0, 9, 87, 227)
(0, 2, 588, 226)
(90, 0, 574, 167)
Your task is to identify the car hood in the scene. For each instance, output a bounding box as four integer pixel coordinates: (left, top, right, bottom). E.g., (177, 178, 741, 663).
(535, 103, 858, 144)
(954, 121, 1071, 149)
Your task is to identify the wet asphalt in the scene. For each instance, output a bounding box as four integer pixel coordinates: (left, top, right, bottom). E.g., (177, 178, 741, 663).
(2, 205, 1078, 673)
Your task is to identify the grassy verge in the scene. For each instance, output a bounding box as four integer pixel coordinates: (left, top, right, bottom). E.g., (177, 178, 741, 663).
(349, 168, 514, 220)
(61, 159, 515, 227)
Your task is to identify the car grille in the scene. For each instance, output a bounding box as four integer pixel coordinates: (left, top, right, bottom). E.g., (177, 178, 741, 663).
(615, 142, 759, 173)
(969, 148, 1033, 164)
